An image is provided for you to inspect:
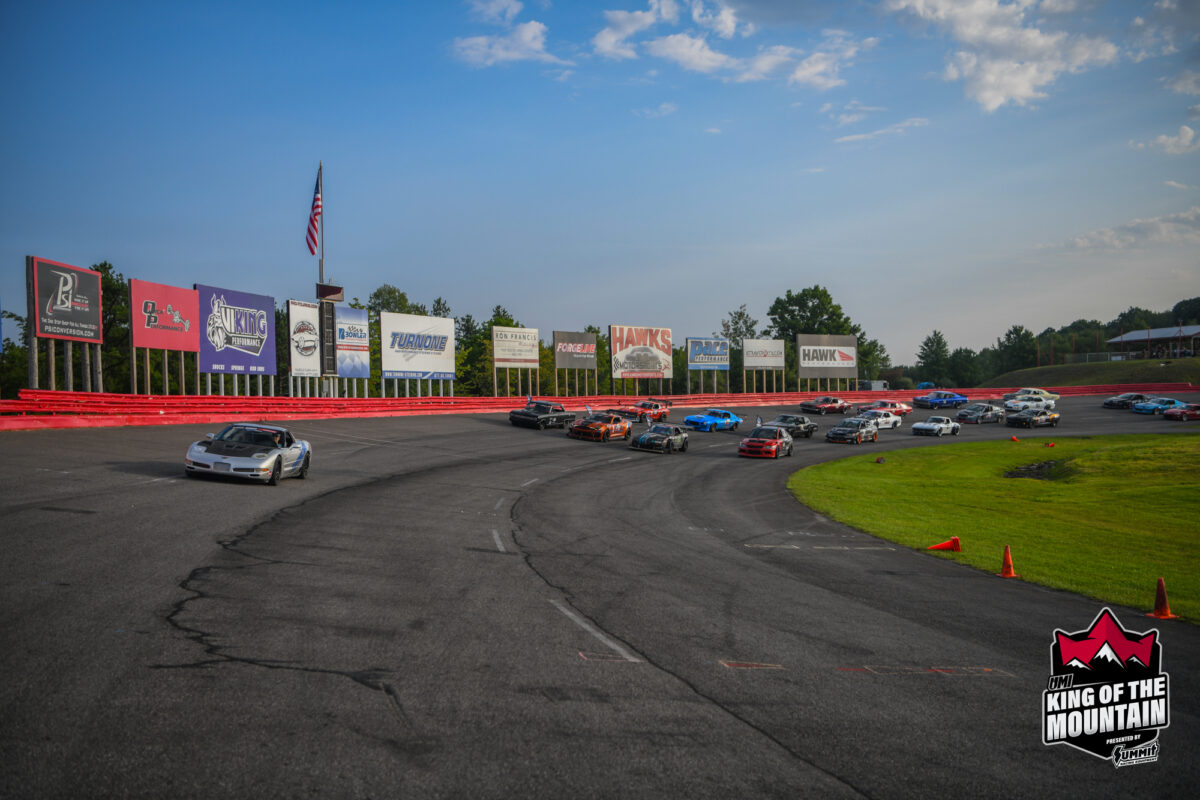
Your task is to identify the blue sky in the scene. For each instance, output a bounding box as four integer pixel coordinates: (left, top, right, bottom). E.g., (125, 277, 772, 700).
(2, 0, 1198, 364)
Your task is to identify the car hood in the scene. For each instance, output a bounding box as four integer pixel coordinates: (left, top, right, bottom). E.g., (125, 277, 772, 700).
(198, 440, 275, 457)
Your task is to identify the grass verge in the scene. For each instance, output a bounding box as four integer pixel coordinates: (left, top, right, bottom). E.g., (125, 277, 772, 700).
(788, 433, 1200, 621)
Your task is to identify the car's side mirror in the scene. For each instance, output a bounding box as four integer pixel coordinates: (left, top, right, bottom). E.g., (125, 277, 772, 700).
(204, 433, 214, 439)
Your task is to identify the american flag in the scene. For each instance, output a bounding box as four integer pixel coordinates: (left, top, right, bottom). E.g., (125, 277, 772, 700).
(305, 166, 322, 255)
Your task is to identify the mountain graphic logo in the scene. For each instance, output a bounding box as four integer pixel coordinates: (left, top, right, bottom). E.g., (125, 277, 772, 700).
(1042, 608, 1169, 765)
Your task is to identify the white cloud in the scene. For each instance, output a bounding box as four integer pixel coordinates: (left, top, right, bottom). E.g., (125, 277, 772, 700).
(1134, 125, 1200, 155)
(788, 30, 877, 91)
(634, 101, 679, 117)
(645, 33, 739, 73)
(825, 99, 887, 127)
(705, 127, 722, 134)
(469, 0, 523, 25)
(835, 117, 929, 143)
(802, 167, 826, 173)
(1168, 69, 1200, 96)
(1165, 180, 1195, 190)
(690, 1, 739, 39)
(734, 45, 798, 82)
(885, 0, 1118, 112)
(1190, 105, 1200, 119)
(594, 1, 679, 60)
(454, 20, 569, 66)
(1060, 206, 1200, 250)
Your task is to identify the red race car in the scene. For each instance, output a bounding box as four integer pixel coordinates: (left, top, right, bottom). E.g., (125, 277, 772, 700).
(854, 399, 912, 416)
(799, 396, 851, 415)
(614, 399, 672, 422)
(1163, 403, 1200, 421)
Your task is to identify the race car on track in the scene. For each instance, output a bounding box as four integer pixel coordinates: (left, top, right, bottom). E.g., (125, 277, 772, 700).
(567, 412, 632, 442)
(185, 422, 311, 485)
(684, 409, 742, 432)
(956, 403, 1005, 424)
(1102, 392, 1150, 409)
(1132, 397, 1188, 415)
(799, 396, 852, 415)
(1006, 409, 1060, 428)
(1163, 403, 1200, 421)
(509, 400, 575, 430)
(764, 414, 818, 438)
(911, 416, 960, 437)
(1002, 387, 1060, 401)
(1004, 395, 1056, 413)
(857, 409, 902, 430)
(738, 426, 794, 458)
(913, 390, 969, 409)
(855, 399, 912, 416)
(613, 399, 672, 422)
(630, 423, 689, 453)
(825, 417, 879, 444)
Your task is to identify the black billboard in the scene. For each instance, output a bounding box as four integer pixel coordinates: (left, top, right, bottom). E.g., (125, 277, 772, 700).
(553, 330, 598, 369)
(28, 256, 103, 343)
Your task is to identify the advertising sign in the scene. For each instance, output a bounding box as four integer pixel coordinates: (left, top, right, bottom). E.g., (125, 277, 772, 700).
(796, 334, 857, 379)
(743, 338, 785, 369)
(492, 326, 539, 368)
(381, 312, 456, 380)
(552, 331, 598, 370)
(610, 325, 672, 379)
(196, 284, 276, 375)
(30, 257, 103, 343)
(335, 306, 370, 379)
(686, 338, 729, 371)
(130, 279, 199, 351)
(287, 300, 321, 378)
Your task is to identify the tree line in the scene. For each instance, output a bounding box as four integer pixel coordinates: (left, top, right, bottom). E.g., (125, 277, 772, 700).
(1, 260, 1195, 397)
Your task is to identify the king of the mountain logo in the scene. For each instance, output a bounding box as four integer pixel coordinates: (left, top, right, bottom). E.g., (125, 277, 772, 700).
(1042, 608, 1169, 766)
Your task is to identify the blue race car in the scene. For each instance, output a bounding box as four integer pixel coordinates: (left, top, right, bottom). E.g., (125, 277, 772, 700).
(684, 408, 743, 432)
(913, 390, 969, 409)
(1132, 397, 1188, 415)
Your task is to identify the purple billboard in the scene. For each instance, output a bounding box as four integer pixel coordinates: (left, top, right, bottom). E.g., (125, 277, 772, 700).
(196, 284, 276, 375)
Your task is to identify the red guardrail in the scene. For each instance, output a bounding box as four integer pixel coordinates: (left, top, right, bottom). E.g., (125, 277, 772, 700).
(1, 384, 1194, 431)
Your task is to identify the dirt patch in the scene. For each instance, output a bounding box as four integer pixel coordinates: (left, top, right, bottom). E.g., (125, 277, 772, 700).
(1004, 460, 1061, 480)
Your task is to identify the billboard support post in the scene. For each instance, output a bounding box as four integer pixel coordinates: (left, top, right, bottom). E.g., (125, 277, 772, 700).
(64, 342, 73, 392)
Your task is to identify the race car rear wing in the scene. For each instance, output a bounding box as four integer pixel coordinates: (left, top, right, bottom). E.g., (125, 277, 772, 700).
(647, 397, 674, 407)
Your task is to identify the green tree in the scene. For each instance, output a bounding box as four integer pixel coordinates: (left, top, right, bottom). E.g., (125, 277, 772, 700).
(995, 325, 1037, 374)
(1171, 297, 1200, 325)
(916, 330, 951, 385)
(430, 297, 452, 318)
(946, 347, 980, 388)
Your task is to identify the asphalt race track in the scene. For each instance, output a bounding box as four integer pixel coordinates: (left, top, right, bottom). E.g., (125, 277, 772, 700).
(2, 394, 1198, 798)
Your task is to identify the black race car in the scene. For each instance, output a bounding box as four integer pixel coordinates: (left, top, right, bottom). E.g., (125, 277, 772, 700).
(765, 414, 818, 438)
(1102, 393, 1150, 409)
(1006, 409, 1060, 428)
(956, 403, 1005, 424)
(629, 423, 689, 454)
(509, 401, 575, 430)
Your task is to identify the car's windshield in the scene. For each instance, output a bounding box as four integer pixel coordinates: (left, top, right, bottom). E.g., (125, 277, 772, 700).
(928, 417, 948, 424)
(773, 415, 798, 424)
(649, 425, 673, 435)
(584, 414, 609, 423)
(749, 427, 779, 438)
(216, 426, 279, 447)
(530, 403, 553, 413)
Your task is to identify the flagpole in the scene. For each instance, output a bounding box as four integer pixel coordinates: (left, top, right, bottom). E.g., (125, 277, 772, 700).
(318, 161, 324, 284)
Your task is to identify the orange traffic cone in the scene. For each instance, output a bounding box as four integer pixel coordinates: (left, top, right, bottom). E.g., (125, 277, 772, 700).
(1010, 435, 1020, 442)
(997, 545, 1020, 578)
(1147, 577, 1179, 620)
(1044, 442, 1056, 448)
(928, 536, 961, 552)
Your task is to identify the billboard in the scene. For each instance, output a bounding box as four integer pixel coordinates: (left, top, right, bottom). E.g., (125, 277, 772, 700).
(29, 257, 103, 343)
(796, 334, 858, 378)
(493, 326, 539, 368)
(196, 284, 276, 375)
(686, 338, 729, 371)
(610, 325, 672, 379)
(130, 279, 199, 351)
(743, 338, 785, 369)
(552, 331, 598, 369)
(381, 312, 456, 380)
(287, 300, 321, 378)
(335, 306, 370, 379)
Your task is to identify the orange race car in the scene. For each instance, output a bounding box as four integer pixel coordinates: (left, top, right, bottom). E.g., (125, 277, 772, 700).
(567, 412, 633, 442)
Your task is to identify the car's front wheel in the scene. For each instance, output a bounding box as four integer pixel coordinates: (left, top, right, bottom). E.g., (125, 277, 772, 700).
(298, 454, 310, 479)
(267, 460, 282, 486)
(664, 441, 673, 455)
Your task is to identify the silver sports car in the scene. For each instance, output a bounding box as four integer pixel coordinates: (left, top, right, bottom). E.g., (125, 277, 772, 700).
(185, 422, 311, 484)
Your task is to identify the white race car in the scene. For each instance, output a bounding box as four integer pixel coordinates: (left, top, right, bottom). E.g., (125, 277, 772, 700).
(911, 416, 961, 437)
(1004, 395, 1057, 412)
(858, 409, 903, 429)
(185, 422, 311, 484)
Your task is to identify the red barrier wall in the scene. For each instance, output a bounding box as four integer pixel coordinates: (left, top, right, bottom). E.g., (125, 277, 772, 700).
(1, 384, 1195, 432)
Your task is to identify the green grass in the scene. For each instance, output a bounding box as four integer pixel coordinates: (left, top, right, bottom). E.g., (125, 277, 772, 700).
(980, 357, 1200, 388)
(788, 434, 1200, 621)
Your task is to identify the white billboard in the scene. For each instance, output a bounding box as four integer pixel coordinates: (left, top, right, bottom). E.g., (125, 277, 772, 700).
(799, 343, 857, 369)
(492, 326, 539, 367)
(610, 324, 673, 379)
(381, 312, 456, 380)
(742, 338, 785, 369)
(287, 300, 321, 378)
